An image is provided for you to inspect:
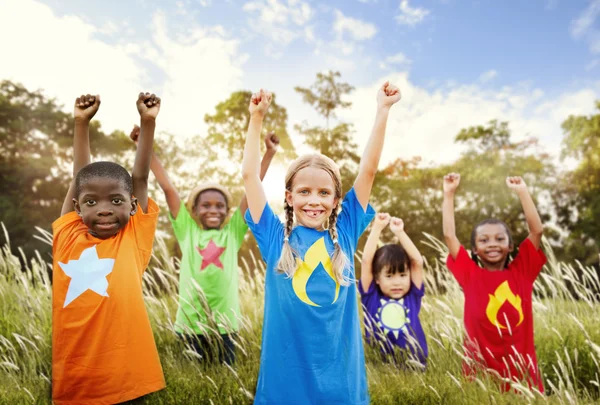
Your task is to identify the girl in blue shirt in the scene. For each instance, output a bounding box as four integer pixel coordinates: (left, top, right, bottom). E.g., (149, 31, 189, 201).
(242, 83, 401, 404)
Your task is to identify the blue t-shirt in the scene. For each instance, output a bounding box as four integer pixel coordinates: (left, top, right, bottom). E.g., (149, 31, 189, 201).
(245, 188, 375, 405)
(359, 281, 428, 366)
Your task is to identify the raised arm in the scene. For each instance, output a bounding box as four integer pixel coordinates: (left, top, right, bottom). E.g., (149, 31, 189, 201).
(506, 176, 543, 249)
(360, 213, 390, 291)
(354, 81, 401, 210)
(61, 94, 100, 216)
(133, 92, 161, 213)
(130, 125, 181, 218)
(242, 89, 272, 223)
(239, 131, 279, 217)
(442, 173, 462, 260)
(390, 217, 424, 289)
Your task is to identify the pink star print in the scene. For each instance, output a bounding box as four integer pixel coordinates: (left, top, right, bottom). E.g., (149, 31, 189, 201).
(196, 239, 226, 271)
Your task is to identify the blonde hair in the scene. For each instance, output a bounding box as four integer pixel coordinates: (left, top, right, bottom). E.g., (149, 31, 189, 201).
(277, 154, 350, 286)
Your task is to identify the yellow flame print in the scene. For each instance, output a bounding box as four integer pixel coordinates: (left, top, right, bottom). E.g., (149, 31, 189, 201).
(292, 237, 339, 307)
(485, 281, 524, 329)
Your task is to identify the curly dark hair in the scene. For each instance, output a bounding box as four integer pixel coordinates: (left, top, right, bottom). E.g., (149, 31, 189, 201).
(75, 161, 133, 197)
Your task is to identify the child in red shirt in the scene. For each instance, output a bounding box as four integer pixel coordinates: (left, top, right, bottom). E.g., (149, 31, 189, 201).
(442, 173, 546, 393)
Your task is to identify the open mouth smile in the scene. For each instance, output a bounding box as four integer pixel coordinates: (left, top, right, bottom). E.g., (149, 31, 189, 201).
(303, 209, 325, 219)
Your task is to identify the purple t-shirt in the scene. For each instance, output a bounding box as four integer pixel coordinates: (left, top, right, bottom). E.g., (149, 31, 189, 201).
(359, 281, 428, 366)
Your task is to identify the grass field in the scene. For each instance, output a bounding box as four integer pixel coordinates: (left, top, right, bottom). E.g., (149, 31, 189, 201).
(0, 226, 599, 404)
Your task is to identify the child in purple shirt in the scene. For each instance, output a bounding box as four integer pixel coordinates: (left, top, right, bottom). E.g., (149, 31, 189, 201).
(359, 213, 428, 368)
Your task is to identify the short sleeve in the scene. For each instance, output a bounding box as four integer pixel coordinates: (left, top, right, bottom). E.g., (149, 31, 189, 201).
(130, 198, 159, 268)
(410, 282, 425, 298)
(52, 212, 85, 259)
(509, 238, 547, 284)
(446, 246, 478, 288)
(169, 201, 194, 242)
(358, 279, 379, 307)
(337, 188, 376, 248)
(225, 208, 249, 250)
(244, 202, 284, 263)
(404, 282, 424, 315)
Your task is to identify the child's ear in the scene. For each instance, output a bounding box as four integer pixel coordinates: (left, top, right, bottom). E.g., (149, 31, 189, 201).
(72, 198, 82, 216)
(130, 198, 138, 216)
(285, 190, 293, 207)
(509, 243, 514, 252)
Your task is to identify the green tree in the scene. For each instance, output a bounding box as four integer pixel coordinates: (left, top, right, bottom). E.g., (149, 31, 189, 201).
(202, 90, 294, 205)
(553, 101, 600, 264)
(369, 120, 556, 261)
(0, 80, 133, 262)
(294, 71, 359, 192)
(204, 90, 294, 163)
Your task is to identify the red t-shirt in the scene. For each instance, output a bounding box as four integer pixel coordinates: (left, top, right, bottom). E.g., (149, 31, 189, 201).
(52, 199, 165, 404)
(446, 238, 546, 392)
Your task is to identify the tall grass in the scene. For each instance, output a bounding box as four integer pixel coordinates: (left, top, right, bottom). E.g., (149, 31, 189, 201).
(0, 225, 599, 404)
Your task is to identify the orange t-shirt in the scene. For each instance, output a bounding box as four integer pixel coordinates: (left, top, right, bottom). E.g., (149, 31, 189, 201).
(52, 198, 165, 404)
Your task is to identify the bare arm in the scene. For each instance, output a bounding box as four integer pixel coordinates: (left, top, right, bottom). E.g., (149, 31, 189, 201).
(61, 94, 100, 216)
(150, 154, 181, 217)
(390, 218, 424, 289)
(242, 90, 272, 223)
(239, 132, 279, 217)
(442, 173, 462, 260)
(507, 177, 543, 250)
(360, 213, 390, 292)
(133, 93, 161, 213)
(130, 125, 181, 217)
(354, 82, 401, 210)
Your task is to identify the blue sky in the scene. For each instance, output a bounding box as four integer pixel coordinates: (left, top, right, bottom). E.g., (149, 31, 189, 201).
(1, 0, 599, 199)
(37, 0, 599, 91)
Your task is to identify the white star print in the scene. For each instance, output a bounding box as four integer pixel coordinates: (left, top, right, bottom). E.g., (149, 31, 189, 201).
(58, 245, 115, 308)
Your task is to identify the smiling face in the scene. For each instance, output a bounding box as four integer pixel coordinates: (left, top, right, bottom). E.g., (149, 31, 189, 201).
(376, 267, 411, 300)
(73, 176, 137, 239)
(472, 223, 513, 270)
(285, 166, 339, 231)
(194, 190, 228, 230)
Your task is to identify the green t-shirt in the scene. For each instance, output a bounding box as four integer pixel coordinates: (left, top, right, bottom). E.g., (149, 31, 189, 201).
(169, 202, 248, 335)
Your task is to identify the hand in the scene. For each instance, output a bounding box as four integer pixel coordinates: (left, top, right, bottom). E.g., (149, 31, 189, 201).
(506, 176, 528, 192)
(137, 92, 161, 120)
(389, 217, 404, 234)
(373, 212, 391, 230)
(74, 94, 101, 122)
(130, 124, 140, 144)
(265, 131, 280, 152)
(376, 81, 401, 109)
(249, 89, 272, 117)
(443, 173, 461, 194)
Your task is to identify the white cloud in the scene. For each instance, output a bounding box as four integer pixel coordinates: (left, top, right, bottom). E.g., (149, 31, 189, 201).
(0, 0, 144, 135)
(147, 13, 246, 137)
(478, 69, 497, 83)
(0, 0, 245, 140)
(585, 59, 599, 71)
(333, 9, 377, 41)
(242, 0, 313, 46)
(395, 0, 430, 27)
(337, 73, 600, 170)
(386, 52, 412, 65)
(570, 0, 600, 54)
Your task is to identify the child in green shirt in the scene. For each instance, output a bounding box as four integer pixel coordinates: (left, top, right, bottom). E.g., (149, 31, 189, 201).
(131, 126, 279, 364)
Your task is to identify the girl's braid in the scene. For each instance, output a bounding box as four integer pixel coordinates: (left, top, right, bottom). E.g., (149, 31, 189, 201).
(328, 208, 350, 286)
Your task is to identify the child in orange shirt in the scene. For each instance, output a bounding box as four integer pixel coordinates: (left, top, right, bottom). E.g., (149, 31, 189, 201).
(52, 92, 165, 404)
